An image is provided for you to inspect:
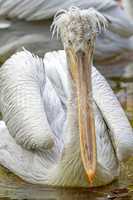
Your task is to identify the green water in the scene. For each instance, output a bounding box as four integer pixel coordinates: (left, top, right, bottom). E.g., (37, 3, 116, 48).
(0, 162, 133, 200)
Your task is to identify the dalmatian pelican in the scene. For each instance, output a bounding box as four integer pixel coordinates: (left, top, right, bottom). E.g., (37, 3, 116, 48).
(0, 8, 132, 188)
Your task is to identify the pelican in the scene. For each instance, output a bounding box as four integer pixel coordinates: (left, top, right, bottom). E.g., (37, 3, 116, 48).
(0, 8, 133, 188)
(0, 0, 133, 66)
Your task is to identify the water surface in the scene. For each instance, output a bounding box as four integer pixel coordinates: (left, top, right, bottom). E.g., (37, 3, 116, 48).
(0, 167, 132, 200)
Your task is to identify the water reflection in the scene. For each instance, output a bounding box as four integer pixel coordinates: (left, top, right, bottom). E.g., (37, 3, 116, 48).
(0, 184, 101, 200)
(0, 167, 120, 200)
(0, 176, 132, 200)
(0, 183, 118, 200)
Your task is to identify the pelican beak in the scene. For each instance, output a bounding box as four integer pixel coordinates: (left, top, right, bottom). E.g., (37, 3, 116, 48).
(66, 43, 96, 185)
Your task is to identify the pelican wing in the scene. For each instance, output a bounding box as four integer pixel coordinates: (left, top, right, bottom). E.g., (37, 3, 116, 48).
(0, 50, 65, 151)
(0, 50, 67, 184)
(92, 66, 133, 161)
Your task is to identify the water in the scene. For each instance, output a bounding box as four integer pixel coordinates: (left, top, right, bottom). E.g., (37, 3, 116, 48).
(0, 169, 132, 200)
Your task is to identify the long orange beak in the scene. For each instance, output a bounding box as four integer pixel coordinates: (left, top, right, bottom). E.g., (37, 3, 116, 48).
(66, 43, 96, 185)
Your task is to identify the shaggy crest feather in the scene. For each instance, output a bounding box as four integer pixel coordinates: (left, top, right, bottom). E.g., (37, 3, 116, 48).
(51, 7, 108, 41)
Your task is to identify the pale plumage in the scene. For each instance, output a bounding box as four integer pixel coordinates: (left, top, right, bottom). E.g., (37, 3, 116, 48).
(0, 8, 132, 188)
(0, 49, 132, 187)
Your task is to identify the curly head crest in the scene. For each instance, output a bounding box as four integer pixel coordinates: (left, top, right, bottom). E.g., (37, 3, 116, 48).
(51, 7, 108, 43)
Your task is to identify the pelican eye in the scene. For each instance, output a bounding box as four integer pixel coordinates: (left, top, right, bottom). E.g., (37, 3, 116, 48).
(68, 40, 73, 45)
(87, 38, 92, 43)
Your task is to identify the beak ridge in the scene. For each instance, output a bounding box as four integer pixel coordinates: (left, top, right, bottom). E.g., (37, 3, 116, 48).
(67, 48, 97, 184)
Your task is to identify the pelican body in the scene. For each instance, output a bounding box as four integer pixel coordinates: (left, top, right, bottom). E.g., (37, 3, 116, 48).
(0, 8, 133, 188)
(0, 0, 133, 67)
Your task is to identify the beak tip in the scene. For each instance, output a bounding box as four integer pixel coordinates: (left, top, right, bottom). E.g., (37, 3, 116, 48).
(87, 169, 96, 185)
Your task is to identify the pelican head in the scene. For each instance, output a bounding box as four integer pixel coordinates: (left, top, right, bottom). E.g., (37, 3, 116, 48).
(52, 7, 108, 184)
